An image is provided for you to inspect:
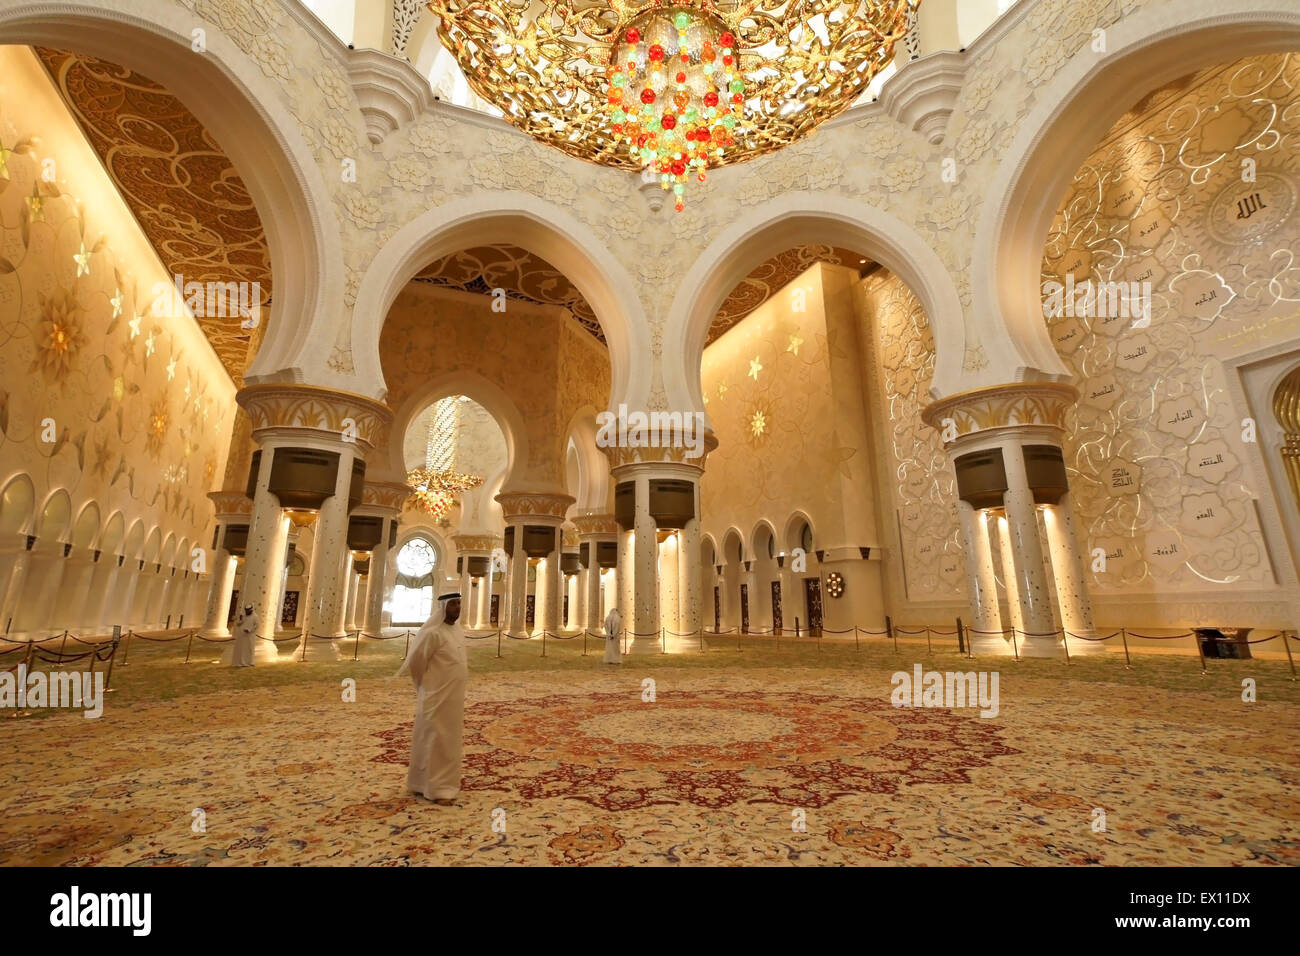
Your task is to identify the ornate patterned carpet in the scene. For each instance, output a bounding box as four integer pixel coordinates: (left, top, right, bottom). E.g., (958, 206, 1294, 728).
(2, 647, 1297, 866)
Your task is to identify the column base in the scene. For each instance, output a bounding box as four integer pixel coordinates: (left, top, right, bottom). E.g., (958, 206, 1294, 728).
(1062, 630, 1106, 656)
(629, 635, 661, 655)
(1017, 634, 1065, 658)
(201, 626, 232, 640)
(296, 633, 344, 661)
(969, 630, 1015, 657)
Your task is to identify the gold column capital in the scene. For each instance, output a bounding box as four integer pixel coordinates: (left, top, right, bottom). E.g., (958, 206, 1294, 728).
(920, 381, 1078, 444)
(236, 383, 394, 451)
(494, 491, 575, 522)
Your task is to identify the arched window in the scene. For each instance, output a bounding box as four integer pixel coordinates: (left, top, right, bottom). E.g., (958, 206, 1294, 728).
(392, 537, 437, 624)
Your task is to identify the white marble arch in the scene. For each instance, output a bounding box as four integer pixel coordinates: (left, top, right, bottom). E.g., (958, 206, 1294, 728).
(750, 518, 779, 562)
(0, 1, 341, 385)
(34, 488, 71, 547)
(662, 192, 971, 419)
(386, 369, 531, 494)
(69, 500, 100, 551)
(563, 405, 611, 514)
(350, 192, 650, 408)
(974, 0, 1300, 382)
(783, 510, 817, 555)
(0, 474, 36, 537)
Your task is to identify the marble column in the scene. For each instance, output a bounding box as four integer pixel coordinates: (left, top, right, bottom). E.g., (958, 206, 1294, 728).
(586, 559, 603, 630)
(957, 500, 1004, 652)
(0, 547, 32, 635)
(300, 443, 356, 642)
(1044, 491, 1100, 649)
(658, 532, 679, 644)
(632, 475, 659, 651)
(108, 560, 145, 631)
(539, 527, 562, 635)
(678, 486, 702, 637)
(344, 569, 361, 632)
(507, 524, 528, 635)
(570, 568, 583, 630)
(81, 552, 122, 633)
(364, 515, 395, 635)
(459, 560, 472, 619)
(1001, 442, 1058, 653)
(475, 572, 490, 628)
(12, 549, 66, 635)
(52, 550, 97, 632)
(239, 444, 289, 640)
(995, 514, 1024, 635)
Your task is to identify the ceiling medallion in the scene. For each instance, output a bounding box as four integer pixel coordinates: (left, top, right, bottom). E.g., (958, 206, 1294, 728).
(426, 0, 916, 209)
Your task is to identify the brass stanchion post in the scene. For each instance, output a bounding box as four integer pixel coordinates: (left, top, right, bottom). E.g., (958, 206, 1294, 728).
(1120, 626, 1132, 669)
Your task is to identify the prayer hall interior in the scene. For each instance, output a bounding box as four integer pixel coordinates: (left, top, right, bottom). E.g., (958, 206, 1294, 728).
(1, 0, 1297, 868)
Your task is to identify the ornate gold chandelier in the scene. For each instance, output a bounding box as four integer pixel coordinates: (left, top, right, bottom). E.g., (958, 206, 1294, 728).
(426, 1, 916, 209)
(406, 397, 483, 519)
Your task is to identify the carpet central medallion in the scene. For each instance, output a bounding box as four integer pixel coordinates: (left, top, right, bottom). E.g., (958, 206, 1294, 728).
(372, 689, 1018, 811)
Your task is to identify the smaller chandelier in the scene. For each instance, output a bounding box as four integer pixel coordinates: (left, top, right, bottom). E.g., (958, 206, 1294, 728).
(406, 397, 483, 519)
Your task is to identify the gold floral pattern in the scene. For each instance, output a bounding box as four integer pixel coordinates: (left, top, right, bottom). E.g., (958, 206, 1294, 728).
(31, 289, 87, 384)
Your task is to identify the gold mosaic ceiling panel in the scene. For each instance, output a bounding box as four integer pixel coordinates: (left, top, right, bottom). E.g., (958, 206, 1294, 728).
(34, 47, 271, 382)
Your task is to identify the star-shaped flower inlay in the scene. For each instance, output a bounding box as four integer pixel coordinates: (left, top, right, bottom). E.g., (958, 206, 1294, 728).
(750, 410, 767, 438)
(748, 357, 763, 381)
(110, 290, 123, 318)
(717, 381, 728, 399)
(73, 243, 91, 277)
(787, 334, 803, 356)
(128, 313, 142, 338)
(183, 381, 192, 401)
(0, 146, 11, 181)
(144, 330, 156, 356)
(166, 356, 177, 380)
(26, 191, 44, 222)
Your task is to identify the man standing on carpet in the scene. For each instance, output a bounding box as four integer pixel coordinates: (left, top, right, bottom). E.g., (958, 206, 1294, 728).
(231, 603, 257, 667)
(399, 592, 467, 806)
(603, 605, 622, 664)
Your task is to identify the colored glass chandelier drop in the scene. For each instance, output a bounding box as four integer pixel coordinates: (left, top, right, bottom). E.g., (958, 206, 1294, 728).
(606, 6, 741, 211)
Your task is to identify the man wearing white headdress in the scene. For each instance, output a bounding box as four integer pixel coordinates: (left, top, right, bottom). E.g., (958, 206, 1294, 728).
(603, 604, 622, 665)
(231, 603, 257, 667)
(399, 592, 467, 805)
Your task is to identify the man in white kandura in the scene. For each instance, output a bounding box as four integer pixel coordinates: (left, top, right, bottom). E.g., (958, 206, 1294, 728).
(603, 605, 623, 665)
(400, 592, 467, 806)
(231, 603, 257, 667)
